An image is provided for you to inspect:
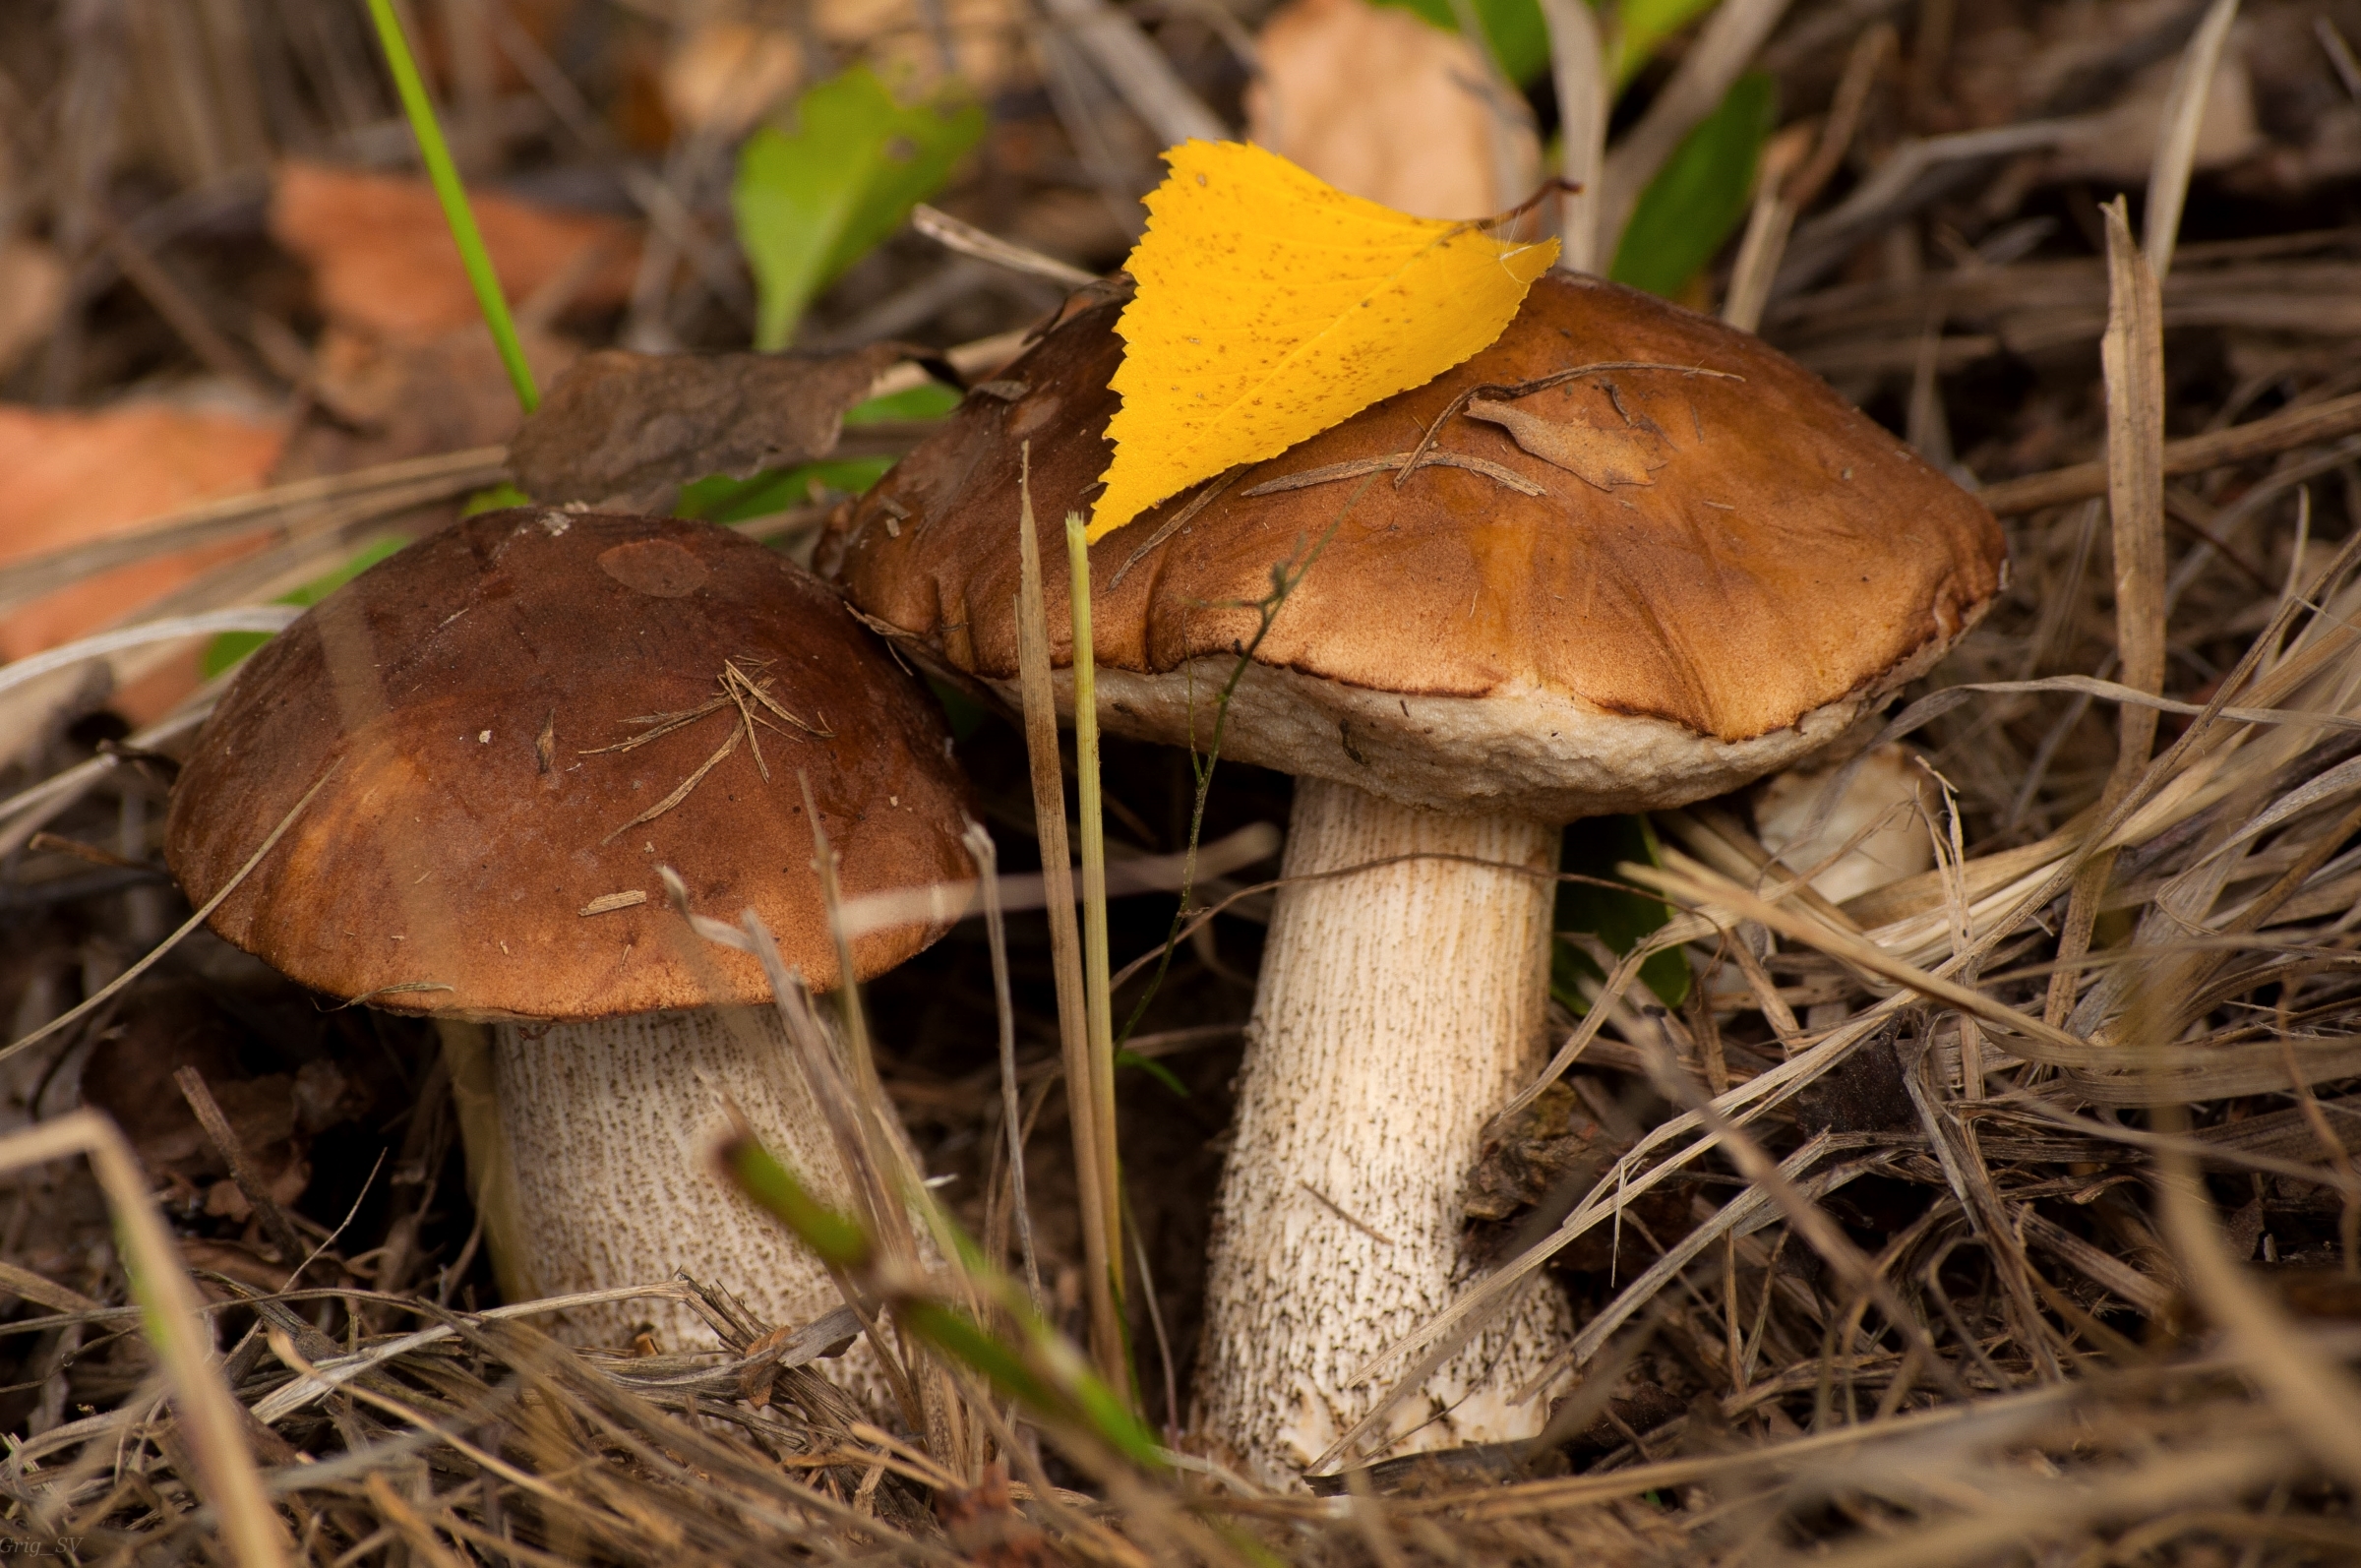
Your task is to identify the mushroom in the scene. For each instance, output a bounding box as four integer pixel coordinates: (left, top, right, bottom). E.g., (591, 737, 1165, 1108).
(164, 508, 975, 1351)
(817, 272, 2006, 1480)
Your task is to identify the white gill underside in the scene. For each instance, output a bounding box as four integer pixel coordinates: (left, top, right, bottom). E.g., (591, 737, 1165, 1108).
(1193, 775, 1573, 1485)
(493, 1007, 856, 1354)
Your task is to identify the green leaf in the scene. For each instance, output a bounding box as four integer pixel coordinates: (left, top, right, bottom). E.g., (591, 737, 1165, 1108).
(202, 536, 409, 679)
(461, 481, 533, 516)
(845, 382, 963, 424)
(1553, 814, 1689, 1012)
(671, 384, 959, 528)
(1609, 72, 1774, 299)
(1114, 1048, 1188, 1098)
(721, 1137, 874, 1270)
(733, 68, 986, 351)
(673, 456, 896, 525)
(1609, 0, 1723, 86)
(1369, 0, 1551, 86)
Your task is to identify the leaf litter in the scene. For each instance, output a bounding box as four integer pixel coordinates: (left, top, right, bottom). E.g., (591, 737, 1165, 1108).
(21, 0, 2361, 1562)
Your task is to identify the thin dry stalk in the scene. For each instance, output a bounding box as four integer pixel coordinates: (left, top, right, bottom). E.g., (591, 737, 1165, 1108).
(1723, 24, 1890, 332)
(967, 821, 1045, 1301)
(2144, 0, 2244, 280)
(2046, 199, 2167, 1028)
(1014, 448, 1123, 1392)
(1536, 0, 1604, 273)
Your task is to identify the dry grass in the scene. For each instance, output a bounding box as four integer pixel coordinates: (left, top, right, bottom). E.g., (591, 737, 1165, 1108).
(10, 0, 2361, 1562)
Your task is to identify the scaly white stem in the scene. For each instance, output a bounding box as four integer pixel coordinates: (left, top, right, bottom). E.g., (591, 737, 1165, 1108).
(492, 1007, 856, 1351)
(1193, 775, 1572, 1485)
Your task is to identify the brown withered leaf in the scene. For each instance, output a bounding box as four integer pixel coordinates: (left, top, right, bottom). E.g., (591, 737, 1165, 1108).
(933, 1463, 1055, 1566)
(1463, 1082, 1613, 1224)
(1304, 1380, 1688, 1493)
(508, 342, 913, 510)
(1790, 1025, 1916, 1135)
(1245, 0, 1538, 220)
(1466, 396, 1669, 490)
(272, 160, 639, 338)
(0, 397, 285, 723)
(274, 321, 582, 482)
(1463, 1084, 1701, 1276)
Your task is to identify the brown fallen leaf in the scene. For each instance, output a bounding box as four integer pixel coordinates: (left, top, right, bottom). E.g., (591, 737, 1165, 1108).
(817, 0, 1025, 96)
(0, 397, 285, 720)
(934, 1463, 1055, 1567)
(1462, 1083, 1613, 1225)
(1753, 740, 1936, 906)
(508, 341, 911, 509)
(271, 159, 640, 338)
(2050, 31, 2262, 184)
(272, 321, 582, 481)
(661, 21, 805, 138)
(1244, 0, 1537, 220)
(1464, 395, 1669, 490)
(0, 239, 66, 382)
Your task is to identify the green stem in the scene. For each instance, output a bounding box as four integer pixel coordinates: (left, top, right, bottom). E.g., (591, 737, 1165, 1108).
(1064, 510, 1128, 1399)
(362, 0, 539, 414)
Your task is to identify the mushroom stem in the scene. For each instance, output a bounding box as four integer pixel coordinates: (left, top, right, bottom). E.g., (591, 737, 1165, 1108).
(492, 1007, 856, 1350)
(1193, 775, 1572, 1484)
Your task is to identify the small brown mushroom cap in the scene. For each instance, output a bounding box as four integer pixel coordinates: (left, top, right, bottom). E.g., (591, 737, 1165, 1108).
(165, 510, 975, 1021)
(821, 273, 2006, 820)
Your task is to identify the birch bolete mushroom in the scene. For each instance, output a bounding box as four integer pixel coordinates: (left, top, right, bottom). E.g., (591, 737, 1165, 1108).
(164, 509, 974, 1350)
(817, 271, 2006, 1480)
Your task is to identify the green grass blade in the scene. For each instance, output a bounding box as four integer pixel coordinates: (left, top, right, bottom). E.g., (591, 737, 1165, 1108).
(898, 1300, 1165, 1469)
(1064, 510, 1131, 1407)
(720, 1136, 874, 1270)
(1611, 0, 1724, 86)
(363, 0, 539, 414)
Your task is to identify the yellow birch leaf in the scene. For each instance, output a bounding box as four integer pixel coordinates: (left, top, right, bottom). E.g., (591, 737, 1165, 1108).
(1086, 139, 1559, 541)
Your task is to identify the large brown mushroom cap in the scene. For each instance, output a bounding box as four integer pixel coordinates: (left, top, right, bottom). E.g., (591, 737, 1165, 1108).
(822, 273, 2006, 819)
(166, 511, 974, 1021)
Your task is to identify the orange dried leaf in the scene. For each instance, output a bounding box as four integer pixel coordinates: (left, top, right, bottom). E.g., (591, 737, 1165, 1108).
(1464, 397, 1668, 490)
(0, 400, 285, 721)
(1089, 140, 1556, 541)
(270, 160, 639, 338)
(1245, 0, 1537, 220)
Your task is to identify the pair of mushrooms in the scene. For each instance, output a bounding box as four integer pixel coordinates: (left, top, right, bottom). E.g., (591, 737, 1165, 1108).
(824, 271, 2002, 1478)
(165, 271, 2001, 1483)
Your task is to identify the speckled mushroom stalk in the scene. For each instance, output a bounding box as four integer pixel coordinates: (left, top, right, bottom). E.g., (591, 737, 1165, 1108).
(164, 510, 976, 1357)
(490, 1009, 857, 1346)
(1193, 779, 1569, 1470)
(820, 270, 2007, 1484)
